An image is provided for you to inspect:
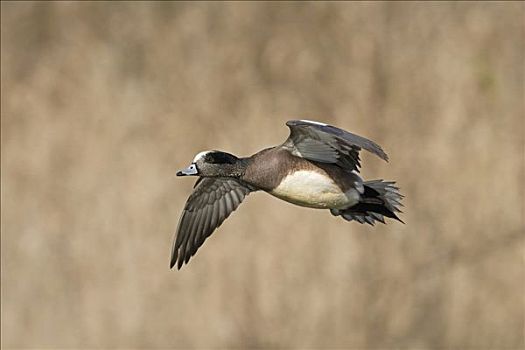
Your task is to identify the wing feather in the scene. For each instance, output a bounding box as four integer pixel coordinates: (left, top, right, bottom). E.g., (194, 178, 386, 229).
(171, 178, 253, 269)
(282, 120, 388, 172)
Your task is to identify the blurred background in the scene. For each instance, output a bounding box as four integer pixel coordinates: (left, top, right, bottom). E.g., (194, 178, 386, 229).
(1, 2, 524, 349)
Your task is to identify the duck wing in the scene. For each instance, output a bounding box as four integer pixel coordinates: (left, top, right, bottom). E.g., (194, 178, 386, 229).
(281, 120, 388, 172)
(171, 177, 254, 269)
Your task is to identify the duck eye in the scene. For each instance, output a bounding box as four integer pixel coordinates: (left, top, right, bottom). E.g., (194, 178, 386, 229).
(206, 152, 236, 164)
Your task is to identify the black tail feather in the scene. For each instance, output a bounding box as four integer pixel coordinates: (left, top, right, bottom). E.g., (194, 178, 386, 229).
(332, 180, 404, 225)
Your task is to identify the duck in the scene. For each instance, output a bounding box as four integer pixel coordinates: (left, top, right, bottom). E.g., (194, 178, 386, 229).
(171, 120, 403, 269)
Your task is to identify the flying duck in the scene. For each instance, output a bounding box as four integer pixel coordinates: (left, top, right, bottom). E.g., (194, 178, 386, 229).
(171, 120, 403, 269)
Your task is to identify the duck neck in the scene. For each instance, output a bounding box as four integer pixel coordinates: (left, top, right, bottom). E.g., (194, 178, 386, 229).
(214, 158, 248, 178)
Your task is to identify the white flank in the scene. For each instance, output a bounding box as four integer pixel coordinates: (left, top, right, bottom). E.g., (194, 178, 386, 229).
(269, 170, 360, 209)
(351, 170, 364, 194)
(300, 119, 327, 126)
(193, 150, 211, 163)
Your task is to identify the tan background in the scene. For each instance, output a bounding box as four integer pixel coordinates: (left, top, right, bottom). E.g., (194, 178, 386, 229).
(1, 2, 524, 349)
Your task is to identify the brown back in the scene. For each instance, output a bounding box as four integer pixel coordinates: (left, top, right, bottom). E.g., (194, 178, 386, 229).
(242, 147, 359, 192)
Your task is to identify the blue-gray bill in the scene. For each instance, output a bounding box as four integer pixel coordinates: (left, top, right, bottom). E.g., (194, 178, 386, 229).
(176, 163, 198, 176)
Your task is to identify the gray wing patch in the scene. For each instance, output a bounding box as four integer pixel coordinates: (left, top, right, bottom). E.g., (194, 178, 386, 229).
(282, 120, 388, 171)
(171, 178, 253, 269)
(292, 138, 339, 162)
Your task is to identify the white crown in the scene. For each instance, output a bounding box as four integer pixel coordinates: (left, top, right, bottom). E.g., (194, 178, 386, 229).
(192, 150, 212, 163)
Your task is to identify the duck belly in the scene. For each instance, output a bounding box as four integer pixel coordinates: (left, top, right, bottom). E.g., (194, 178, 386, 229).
(269, 170, 360, 209)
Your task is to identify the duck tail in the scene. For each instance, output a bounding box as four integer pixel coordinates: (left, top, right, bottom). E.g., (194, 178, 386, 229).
(331, 180, 404, 225)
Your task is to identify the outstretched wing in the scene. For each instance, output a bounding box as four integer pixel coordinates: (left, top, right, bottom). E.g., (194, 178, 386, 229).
(281, 120, 388, 172)
(171, 177, 253, 269)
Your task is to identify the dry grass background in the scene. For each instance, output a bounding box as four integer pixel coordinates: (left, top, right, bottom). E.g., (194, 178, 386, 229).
(1, 2, 524, 349)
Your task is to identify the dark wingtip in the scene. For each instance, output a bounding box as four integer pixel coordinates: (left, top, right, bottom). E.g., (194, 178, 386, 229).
(170, 251, 178, 269)
(372, 143, 389, 162)
(177, 257, 184, 270)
